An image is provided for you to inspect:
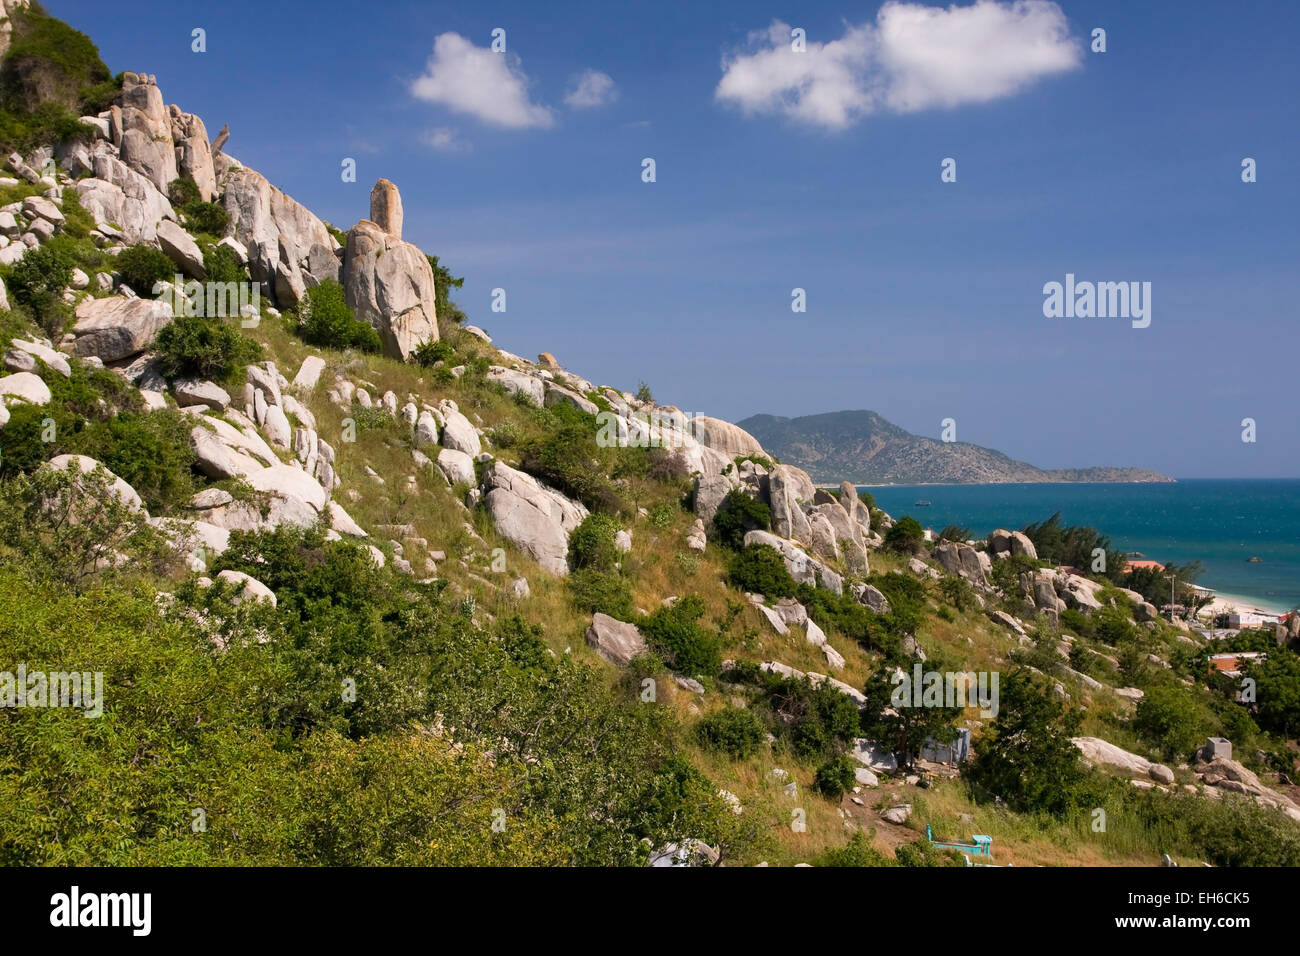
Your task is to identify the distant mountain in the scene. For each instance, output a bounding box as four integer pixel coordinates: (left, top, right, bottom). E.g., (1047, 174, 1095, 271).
(737, 410, 1173, 485)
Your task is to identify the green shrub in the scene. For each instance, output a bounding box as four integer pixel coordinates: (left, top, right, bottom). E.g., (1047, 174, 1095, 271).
(153, 315, 262, 382)
(648, 503, 676, 530)
(711, 488, 770, 550)
(695, 707, 765, 759)
(814, 831, 895, 867)
(203, 242, 245, 285)
(727, 544, 797, 599)
(568, 513, 621, 573)
(519, 417, 627, 515)
(296, 279, 381, 353)
(412, 339, 454, 368)
(115, 245, 177, 296)
(87, 409, 197, 511)
(166, 178, 202, 207)
(640, 595, 721, 678)
(567, 568, 634, 620)
(883, 515, 925, 555)
(181, 201, 230, 237)
(1134, 686, 1202, 761)
(813, 755, 856, 797)
(4, 243, 72, 333)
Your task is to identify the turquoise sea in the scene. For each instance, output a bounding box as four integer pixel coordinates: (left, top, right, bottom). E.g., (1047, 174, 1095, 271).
(860, 480, 1300, 614)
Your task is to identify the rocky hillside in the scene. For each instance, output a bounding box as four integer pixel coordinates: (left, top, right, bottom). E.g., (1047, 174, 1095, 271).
(739, 410, 1172, 485)
(0, 6, 1293, 869)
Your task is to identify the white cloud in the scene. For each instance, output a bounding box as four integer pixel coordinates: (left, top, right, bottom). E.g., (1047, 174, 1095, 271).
(564, 69, 618, 108)
(411, 32, 554, 129)
(421, 127, 472, 153)
(716, 1, 1082, 129)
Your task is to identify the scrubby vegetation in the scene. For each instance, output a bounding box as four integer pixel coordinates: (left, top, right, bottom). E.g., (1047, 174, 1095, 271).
(294, 279, 382, 353)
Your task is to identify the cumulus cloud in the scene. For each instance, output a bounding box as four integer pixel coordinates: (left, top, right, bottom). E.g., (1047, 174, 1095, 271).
(564, 69, 618, 108)
(420, 127, 472, 153)
(715, 1, 1082, 129)
(411, 32, 554, 129)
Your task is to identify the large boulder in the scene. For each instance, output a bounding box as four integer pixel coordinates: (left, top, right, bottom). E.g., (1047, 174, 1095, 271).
(223, 164, 339, 305)
(1073, 737, 1173, 785)
(482, 461, 588, 576)
(76, 151, 175, 244)
(70, 296, 173, 361)
(46, 454, 145, 515)
(438, 401, 481, 456)
(156, 219, 205, 279)
(117, 73, 177, 191)
(689, 415, 765, 458)
(342, 217, 437, 360)
(744, 530, 842, 595)
(168, 106, 217, 201)
(369, 178, 403, 239)
(0, 370, 51, 406)
(764, 463, 816, 541)
(486, 366, 543, 406)
(585, 613, 647, 667)
(245, 464, 329, 529)
(932, 540, 989, 588)
(693, 471, 738, 526)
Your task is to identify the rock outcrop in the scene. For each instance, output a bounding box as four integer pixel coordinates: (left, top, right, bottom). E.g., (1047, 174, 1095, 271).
(70, 296, 172, 361)
(481, 460, 588, 576)
(342, 198, 437, 361)
(223, 164, 339, 306)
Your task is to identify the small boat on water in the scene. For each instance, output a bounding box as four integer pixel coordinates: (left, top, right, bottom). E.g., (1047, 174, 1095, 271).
(914, 499, 932, 507)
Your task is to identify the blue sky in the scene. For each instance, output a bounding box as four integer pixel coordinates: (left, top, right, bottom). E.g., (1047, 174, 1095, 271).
(53, 0, 1300, 478)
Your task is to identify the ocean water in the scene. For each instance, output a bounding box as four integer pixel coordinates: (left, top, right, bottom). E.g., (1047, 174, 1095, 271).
(860, 480, 1300, 614)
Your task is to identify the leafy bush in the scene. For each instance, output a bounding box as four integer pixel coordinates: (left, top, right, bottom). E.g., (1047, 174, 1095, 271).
(695, 707, 765, 759)
(181, 201, 230, 237)
(1134, 686, 1202, 761)
(87, 409, 197, 511)
(115, 245, 177, 296)
(640, 595, 721, 678)
(412, 338, 454, 368)
(296, 279, 381, 353)
(153, 315, 261, 382)
(567, 568, 634, 620)
(519, 412, 628, 515)
(634, 381, 652, 403)
(711, 488, 770, 550)
(814, 831, 895, 867)
(648, 503, 676, 530)
(568, 513, 621, 573)
(167, 178, 202, 207)
(727, 544, 797, 598)
(203, 242, 245, 285)
(813, 755, 857, 797)
(4, 243, 72, 333)
(883, 515, 925, 555)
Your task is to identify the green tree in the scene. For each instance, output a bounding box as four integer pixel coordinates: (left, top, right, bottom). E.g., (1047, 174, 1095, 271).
(711, 488, 770, 550)
(883, 515, 925, 555)
(964, 670, 1105, 817)
(426, 255, 466, 325)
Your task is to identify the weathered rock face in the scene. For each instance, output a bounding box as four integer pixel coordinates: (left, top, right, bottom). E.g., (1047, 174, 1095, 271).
(481, 460, 588, 576)
(71, 296, 172, 361)
(46, 454, 145, 516)
(689, 415, 765, 459)
(156, 219, 205, 279)
(76, 150, 175, 244)
(764, 464, 816, 541)
(585, 613, 646, 667)
(693, 471, 738, 526)
(932, 540, 989, 588)
(117, 72, 177, 191)
(224, 165, 339, 306)
(342, 218, 437, 361)
(369, 178, 403, 239)
(744, 530, 842, 595)
(486, 366, 543, 406)
(168, 105, 217, 201)
(1073, 737, 1174, 784)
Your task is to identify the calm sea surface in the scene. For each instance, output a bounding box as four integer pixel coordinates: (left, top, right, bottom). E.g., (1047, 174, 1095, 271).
(860, 480, 1300, 613)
